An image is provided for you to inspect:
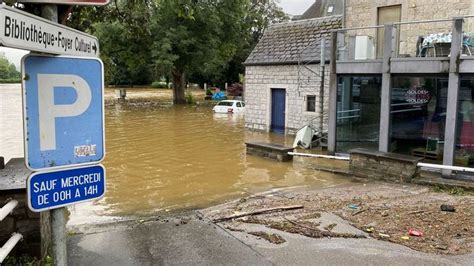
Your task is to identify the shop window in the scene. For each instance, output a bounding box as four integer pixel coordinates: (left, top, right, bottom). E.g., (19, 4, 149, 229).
(336, 76, 382, 153)
(390, 76, 448, 162)
(306, 95, 316, 112)
(455, 76, 474, 168)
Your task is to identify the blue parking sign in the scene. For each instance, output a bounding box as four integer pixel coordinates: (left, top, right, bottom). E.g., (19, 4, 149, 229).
(22, 55, 105, 170)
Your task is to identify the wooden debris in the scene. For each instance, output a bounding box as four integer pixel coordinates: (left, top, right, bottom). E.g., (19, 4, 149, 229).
(352, 209, 367, 216)
(408, 210, 425, 215)
(213, 205, 304, 223)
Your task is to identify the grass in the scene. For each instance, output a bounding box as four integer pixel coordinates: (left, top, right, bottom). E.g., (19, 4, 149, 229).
(432, 185, 465, 196)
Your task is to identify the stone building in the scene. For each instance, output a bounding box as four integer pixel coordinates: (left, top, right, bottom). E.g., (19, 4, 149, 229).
(327, 1, 474, 179)
(244, 15, 342, 134)
(344, 0, 474, 58)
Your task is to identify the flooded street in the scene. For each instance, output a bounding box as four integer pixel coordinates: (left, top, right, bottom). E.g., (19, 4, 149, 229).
(1, 85, 349, 223)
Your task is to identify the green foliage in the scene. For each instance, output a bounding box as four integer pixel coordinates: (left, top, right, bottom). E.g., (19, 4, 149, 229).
(151, 81, 169, 89)
(3, 254, 38, 266)
(68, 1, 154, 86)
(432, 185, 465, 196)
(0, 52, 20, 82)
(60, 0, 288, 102)
(449, 187, 465, 196)
(185, 90, 196, 104)
(151, 0, 245, 76)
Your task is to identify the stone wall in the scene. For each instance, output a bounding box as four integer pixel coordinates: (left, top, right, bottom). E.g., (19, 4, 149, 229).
(0, 190, 50, 260)
(246, 142, 294, 162)
(344, 0, 474, 57)
(349, 148, 422, 182)
(244, 64, 330, 135)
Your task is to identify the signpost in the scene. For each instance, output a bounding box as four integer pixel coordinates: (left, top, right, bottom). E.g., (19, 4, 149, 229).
(2, 2, 109, 264)
(18, 0, 110, 5)
(27, 164, 106, 212)
(0, 5, 99, 57)
(22, 55, 105, 170)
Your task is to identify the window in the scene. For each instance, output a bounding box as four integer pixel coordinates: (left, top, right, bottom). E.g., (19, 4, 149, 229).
(327, 5, 334, 13)
(306, 95, 316, 112)
(336, 76, 382, 153)
(217, 101, 233, 106)
(455, 76, 474, 169)
(390, 76, 448, 161)
(236, 102, 241, 107)
(377, 5, 401, 58)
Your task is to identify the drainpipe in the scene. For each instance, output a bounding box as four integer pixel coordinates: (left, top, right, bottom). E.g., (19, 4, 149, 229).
(342, 0, 346, 27)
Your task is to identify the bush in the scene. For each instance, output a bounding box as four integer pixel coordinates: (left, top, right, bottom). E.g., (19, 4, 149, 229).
(227, 83, 243, 96)
(0, 78, 21, 83)
(151, 81, 169, 89)
(185, 91, 196, 104)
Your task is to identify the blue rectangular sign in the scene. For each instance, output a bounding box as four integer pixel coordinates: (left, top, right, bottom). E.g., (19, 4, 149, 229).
(22, 55, 105, 170)
(27, 164, 106, 212)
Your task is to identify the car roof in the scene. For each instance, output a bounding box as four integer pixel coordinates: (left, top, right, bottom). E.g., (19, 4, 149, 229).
(219, 100, 243, 103)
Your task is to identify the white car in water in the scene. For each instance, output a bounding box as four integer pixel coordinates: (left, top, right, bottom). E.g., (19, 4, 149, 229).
(212, 100, 245, 114)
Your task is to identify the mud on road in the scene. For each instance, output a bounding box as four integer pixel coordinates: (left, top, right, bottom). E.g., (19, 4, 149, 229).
(202, 182, 473, 256)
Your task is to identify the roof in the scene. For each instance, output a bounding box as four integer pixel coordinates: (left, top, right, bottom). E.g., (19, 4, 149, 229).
(299, 1, 323, 19)
(298, 0, 343, 20)
(244, 15, 342, 66)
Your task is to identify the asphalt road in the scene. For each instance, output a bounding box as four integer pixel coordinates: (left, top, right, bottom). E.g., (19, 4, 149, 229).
(67, 213, 473, 266)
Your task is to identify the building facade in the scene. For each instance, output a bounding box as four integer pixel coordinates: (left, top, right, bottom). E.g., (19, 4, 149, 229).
(244, 16, 341, 135)
(327, 1, 474, 178)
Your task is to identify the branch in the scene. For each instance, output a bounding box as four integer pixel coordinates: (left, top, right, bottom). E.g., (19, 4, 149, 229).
(213, 205, 304, 223)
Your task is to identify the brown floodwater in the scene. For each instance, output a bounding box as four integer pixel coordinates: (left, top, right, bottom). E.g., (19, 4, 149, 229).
(1, 85, 349, 224)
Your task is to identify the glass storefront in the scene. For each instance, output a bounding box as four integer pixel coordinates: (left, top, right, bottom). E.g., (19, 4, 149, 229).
(336, 76, 382, 153)
(390, 76, 448, 162)
(455, 76, 474, 168)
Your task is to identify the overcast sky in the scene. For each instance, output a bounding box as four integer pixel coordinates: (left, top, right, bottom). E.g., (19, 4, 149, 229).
(1, 0, 315, 69)
(279, 0, 314, 16)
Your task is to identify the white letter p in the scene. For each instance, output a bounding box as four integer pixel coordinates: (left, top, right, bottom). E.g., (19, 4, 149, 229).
(38, 74, 92, 151)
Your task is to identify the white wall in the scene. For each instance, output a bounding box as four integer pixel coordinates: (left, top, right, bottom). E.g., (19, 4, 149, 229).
(244, 64, 330, 135)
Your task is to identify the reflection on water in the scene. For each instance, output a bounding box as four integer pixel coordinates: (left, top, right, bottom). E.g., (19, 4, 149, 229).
(1, 85, 349, 222)
(0, 84, 24, 160)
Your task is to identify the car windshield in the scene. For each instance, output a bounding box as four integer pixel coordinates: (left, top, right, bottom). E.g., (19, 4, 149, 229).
(217, 102, 233, 106)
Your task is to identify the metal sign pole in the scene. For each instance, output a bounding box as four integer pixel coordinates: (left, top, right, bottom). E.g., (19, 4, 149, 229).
(40, 6, 67, 266)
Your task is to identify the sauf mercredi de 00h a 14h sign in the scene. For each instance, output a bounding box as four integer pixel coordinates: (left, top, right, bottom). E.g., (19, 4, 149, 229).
(28, 164, 106, 212)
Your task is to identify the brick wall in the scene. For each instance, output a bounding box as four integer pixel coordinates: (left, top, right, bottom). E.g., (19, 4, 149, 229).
(244, 64, 330, 135)
(345, 0, 474, 56)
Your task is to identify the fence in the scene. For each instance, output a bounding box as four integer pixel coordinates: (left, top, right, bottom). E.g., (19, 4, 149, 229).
(335, 16, 474, 61)
(0, 199, 23, 263)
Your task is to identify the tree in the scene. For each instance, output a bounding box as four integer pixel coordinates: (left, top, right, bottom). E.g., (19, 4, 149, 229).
(0, 52, 20, 81)
(151, 0, 247, 104)
(187, 0, 289, 89)
(57, 0, 287, 101)
(66, 1, 154, 85)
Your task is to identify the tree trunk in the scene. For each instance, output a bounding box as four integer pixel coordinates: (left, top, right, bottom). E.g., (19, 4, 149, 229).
(172, 69, 186, 104)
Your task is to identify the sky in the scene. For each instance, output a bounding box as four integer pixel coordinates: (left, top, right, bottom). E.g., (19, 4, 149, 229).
(279, 0, 315, 16)
(1, 0, 315, 69)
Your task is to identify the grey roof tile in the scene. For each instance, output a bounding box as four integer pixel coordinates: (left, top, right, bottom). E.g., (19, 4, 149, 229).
(244, 15, 342, 65)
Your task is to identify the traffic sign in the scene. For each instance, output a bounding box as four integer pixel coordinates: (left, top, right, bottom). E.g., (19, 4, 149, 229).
(0, 5, 99, 56)
(18, 0, 110, 5)
(22, 55, 105, 170)
(27, 164, 106, 212)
